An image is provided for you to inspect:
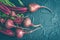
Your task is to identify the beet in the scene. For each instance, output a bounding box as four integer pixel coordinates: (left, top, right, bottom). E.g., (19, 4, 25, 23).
(16, 29, 25, 38)
(11, 11, 17, 17)
(29, 3, 52, 13)
(24, 18, 41, 27)
(14, 17, 23, 24)
(0, 18, 5, 23)
(6, 19, 14, 29)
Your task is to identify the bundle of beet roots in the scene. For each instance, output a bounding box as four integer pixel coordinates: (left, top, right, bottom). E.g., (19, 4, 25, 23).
(0, 2, 44, 38)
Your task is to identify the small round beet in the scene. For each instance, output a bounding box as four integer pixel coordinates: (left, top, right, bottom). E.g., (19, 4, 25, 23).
(24, 18, 41, 27)
(6, 19, 14, 29)
(16, 29, 25, 38)
(14, 17, 23, 24)
(11, 11, 17, 17)
(0, 18, 5, 23)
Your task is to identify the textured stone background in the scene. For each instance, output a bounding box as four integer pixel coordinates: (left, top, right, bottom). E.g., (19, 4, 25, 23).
(0, 0, 60, 40)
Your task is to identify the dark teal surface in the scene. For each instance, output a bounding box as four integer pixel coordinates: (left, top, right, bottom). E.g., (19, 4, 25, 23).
(0, 0, 60, 40)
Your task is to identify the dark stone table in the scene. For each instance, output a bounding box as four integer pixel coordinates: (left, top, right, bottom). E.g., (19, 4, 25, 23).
(0, 0, 60, 40)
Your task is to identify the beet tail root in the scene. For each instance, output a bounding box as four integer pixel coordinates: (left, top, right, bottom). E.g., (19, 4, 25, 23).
(31, 24, 41, 27)
(26, 26, 42, 34)
(40, 6, 53, 13)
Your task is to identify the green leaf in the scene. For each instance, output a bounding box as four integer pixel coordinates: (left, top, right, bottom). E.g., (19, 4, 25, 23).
(21, 14, 24, 17)
(2, 14, 7, 17)
(0, 27, 2, 30)
(10, 17, 15, 20)
(18, 0, 24, 6)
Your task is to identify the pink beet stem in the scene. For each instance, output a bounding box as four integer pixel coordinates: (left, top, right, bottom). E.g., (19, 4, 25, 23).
(0, 30, 14, 36)
(6, 5, 27, 13)
(0, 8, 10, 15)
(0, 2, 11, 13)
(30, 23, 41, 27)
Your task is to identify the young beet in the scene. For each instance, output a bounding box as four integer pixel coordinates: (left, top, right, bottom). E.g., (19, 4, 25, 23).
(0, 18, 5, 23)
(14, 17, 23, 24)
(24, 17, 41, 27)
(29, 3, 52, 13)
(11, 11, 17, 17)
(0, 29, 14, 36)
(16, 29, 25, 38)
(5, 19, 14, 29)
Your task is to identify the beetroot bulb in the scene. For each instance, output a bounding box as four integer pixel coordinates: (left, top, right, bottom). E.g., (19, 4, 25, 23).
(10, 11, 17, 17)
(0, 29, 14, 36)
(0, 18, 5, 23)
(16, 28, 26, 38)
(14, 17, 23, 24)
(24, 17, 41, 27)
(5, 19, 15, 29)
(29, 3, 52, 13)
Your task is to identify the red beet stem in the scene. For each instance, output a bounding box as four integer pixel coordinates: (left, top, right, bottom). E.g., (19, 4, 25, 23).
(6, 5, 27, 13)
(0, 2, 11, 13)
(0, 30, 14, 36)
(26, 27, 42, 34)
(0, 8, 10, 15)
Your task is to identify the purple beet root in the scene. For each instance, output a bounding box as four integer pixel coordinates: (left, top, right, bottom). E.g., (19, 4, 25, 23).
(0, 18, 5, 23)
(6, 19, 14, 29)
(14, 17, 23, 24)
(24, 17, 41, 27)
(16, 29, 25, 38)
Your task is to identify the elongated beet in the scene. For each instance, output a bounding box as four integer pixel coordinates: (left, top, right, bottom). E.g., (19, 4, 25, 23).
(29, 3, 52, 13)
(0, 29, 14, 36)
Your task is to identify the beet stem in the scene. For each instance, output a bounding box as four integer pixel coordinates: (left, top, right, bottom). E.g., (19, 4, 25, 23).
(27, 26, 42, 34)
(14, 25, 30, 30)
